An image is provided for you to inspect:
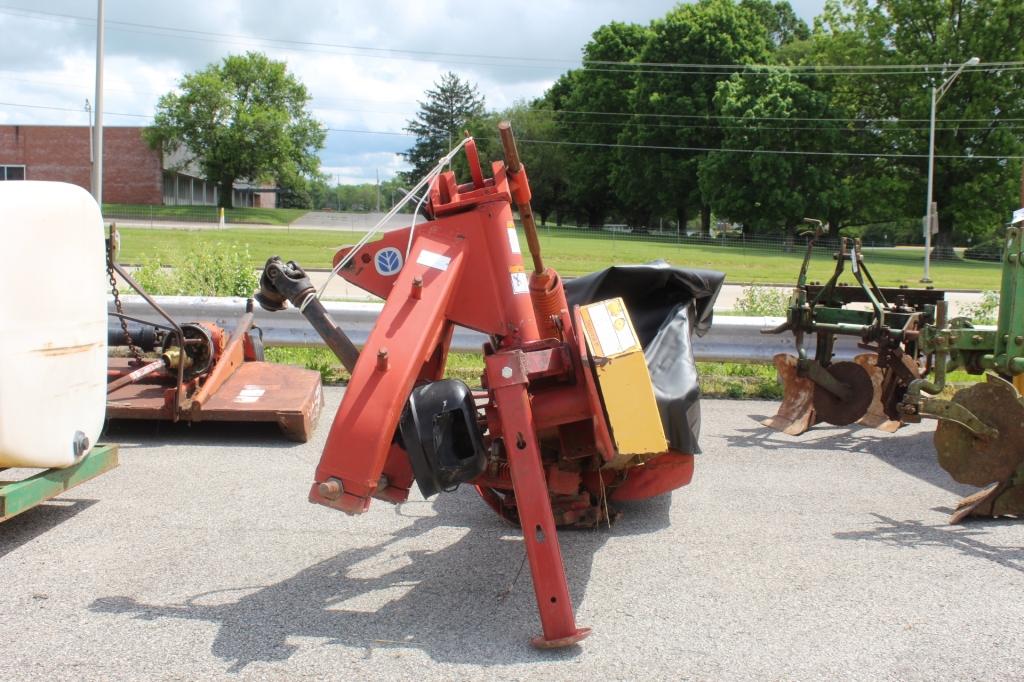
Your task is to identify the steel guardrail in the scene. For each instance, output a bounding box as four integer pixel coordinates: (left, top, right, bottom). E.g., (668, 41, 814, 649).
(110, 295, 860, 364)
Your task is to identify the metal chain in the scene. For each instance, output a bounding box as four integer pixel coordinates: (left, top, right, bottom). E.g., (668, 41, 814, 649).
(107, 253, 144, 363)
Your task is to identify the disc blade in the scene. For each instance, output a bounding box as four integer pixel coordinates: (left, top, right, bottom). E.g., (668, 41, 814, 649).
(813, 361, 873, 426)
(934, 377, 1024, 488)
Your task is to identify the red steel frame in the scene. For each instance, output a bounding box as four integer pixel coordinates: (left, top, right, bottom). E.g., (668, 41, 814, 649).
(307, 140, 592, 645)
(307, 137, 692, 645)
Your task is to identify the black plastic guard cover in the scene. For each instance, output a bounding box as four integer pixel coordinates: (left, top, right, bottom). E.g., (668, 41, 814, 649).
(564, 261, 725, 454)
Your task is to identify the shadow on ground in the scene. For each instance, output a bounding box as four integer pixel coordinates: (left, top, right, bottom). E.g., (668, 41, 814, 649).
(0, 499, 97, 560)
(102, 418, 308, 449)
(834, 512, 1024, 574)
(89, 488, 673, 670)
(730, 415, 973, 496)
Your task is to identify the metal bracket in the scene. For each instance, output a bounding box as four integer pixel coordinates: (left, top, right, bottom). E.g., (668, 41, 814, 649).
(917, 397, 1000, 440)
(798, 357, 851, 400)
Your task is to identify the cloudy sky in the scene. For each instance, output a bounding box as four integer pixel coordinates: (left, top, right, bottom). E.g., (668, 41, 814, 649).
(0, 0, 825, 184)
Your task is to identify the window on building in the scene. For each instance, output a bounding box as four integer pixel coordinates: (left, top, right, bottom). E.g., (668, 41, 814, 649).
(0, 165, 26, 181)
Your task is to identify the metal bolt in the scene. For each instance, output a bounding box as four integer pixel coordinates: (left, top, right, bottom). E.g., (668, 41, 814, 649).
(1016, 336, 1024, 346)
(377, 347, 389, 371)
(411, 276, 423, 300)
(318, 478, 343, 500)
(972, 334, 984, 344)
(72, 431, 90, 459)
(501, 366, 513, 379)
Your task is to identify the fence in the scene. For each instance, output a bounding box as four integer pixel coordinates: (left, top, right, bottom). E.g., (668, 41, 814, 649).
(103, 204, 222, 226)
(533, 219, 1006, 263)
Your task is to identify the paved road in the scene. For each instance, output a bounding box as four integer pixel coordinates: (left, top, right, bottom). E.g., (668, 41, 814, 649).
(2, 393, 1021, 680)
(291, 211, 411, 232)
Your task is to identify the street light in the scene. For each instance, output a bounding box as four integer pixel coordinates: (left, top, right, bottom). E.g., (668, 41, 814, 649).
(922, 56, 980, 283)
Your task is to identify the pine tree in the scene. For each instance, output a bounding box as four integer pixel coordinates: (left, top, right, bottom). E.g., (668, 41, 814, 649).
(403, 72, 485, 181)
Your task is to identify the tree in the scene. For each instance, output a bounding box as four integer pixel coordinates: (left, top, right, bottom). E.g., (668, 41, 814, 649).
(145, 52, 325, 208)
(814, 0, 1024, 255)
(620, 0, 774, 234)
(740, 0, 810, 47)
(699, 71, 845, 234)
(554, 21, 650, 228)
(491, 100, 570, 226)
(403, 72, 485, 181)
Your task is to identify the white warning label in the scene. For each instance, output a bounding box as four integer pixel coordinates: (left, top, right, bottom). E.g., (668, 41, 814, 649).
(416, 249, 451, 271)
(507, 227, 521, 254)
(511, 272, 529, 295)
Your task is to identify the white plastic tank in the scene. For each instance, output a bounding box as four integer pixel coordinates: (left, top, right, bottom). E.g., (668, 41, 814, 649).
(0, 181, 108, 468)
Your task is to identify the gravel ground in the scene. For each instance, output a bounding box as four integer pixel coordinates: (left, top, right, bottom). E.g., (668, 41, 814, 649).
(1, 392, 1022, 680)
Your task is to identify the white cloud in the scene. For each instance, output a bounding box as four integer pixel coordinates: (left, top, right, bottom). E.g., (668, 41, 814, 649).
(0, 0, 826, 184)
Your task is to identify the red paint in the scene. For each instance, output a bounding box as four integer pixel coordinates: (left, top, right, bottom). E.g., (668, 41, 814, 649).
(310, 139, 693, 647)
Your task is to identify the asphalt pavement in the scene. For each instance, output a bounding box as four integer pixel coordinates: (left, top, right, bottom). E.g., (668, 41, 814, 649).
(2, 392, 1022, 680)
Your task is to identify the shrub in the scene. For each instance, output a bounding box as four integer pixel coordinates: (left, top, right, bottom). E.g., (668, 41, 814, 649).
(176, 245, 259, 298)
(735, 285, 790, 317)
(131, 260, 177, 295)
(129, 244, 258, 297)
(959, 290, 1000, 325)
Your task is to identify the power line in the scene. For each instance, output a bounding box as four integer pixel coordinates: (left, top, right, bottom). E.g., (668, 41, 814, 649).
(5, 72, 1017, 129)
(3, 98, 1015, 160)
(7, 71, 1017, 130)
(528, 107, 1024, 124)
(1, 4, 1022, 78)
(0, 5, 578, 66)
(506, 112, 1022, 133)
(583, 58, 1024, 72)
(571, 64, 1022, 77)
(0, 72, 167, 98)
(0, 6, 576, 71)
(503, 137, 1024, 161)
(326, 127, 412, 136)
(0, 100, 150, 118)
(4, 100, 1019, 152)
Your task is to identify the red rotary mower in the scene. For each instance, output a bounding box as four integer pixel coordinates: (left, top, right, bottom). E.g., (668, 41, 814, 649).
(256, 124, 723, 647)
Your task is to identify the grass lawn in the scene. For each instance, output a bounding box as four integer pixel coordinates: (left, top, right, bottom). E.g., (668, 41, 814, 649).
(104, 204, 309, 226)
(265, 347, 984, 400)
(117, 227, 366, 267)
(536, 229, 1002, 290)
(116, 225, 1004, 292)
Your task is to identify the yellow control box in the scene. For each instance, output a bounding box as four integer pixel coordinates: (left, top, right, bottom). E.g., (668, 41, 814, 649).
(578, 297, 667, 468)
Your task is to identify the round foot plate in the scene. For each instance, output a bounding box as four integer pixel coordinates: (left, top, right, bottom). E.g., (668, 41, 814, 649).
(530, 627, 592, 649)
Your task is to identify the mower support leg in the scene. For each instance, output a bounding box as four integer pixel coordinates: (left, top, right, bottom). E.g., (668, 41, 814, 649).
(487, 353, 590, 648)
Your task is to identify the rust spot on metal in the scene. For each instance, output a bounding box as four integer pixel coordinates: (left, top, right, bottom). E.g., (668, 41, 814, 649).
(763, 353, 816, 435)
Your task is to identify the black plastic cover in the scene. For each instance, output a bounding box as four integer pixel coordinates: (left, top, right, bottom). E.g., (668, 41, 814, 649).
(399, 379, 487, 498)
(564, 261, 725, 454)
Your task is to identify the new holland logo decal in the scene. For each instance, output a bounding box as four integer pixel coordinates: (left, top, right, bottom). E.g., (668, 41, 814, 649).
(374, 247, 404, 276)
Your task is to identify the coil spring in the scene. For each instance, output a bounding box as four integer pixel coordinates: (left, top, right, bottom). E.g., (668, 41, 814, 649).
(530, 268, 568, 340)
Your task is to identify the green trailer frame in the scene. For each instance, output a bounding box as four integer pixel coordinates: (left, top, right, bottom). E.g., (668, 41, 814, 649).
(0, 444, 119, 522)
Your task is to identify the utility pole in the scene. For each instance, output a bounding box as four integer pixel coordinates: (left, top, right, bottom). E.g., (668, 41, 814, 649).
(91, 0, 105, 204)
(922, 56, 979, 282)
(375, 168, 381, 213)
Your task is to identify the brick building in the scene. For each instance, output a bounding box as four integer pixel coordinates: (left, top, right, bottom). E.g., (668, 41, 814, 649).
(0, 125, 275, 207)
